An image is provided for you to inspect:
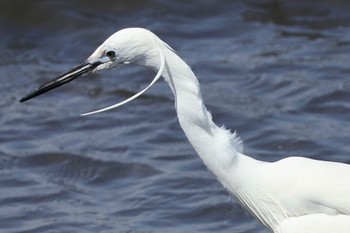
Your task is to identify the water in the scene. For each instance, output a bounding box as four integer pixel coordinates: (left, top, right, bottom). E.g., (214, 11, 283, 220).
(1, 0, 350, 232)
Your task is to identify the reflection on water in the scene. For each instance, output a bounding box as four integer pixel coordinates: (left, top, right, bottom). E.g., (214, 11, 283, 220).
(1, 0, 350, 232)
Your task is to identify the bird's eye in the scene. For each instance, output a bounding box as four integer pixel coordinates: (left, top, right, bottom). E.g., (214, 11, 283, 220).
(106, 50, 115, 58)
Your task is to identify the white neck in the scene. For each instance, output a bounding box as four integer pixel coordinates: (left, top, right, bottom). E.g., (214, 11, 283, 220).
(133, 37, 303, 231)
(143, 42, 284, 231)
(157, 44, 244, 181)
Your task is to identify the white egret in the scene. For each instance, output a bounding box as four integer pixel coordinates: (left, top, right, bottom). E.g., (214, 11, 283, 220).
(20, 28, 350, 233)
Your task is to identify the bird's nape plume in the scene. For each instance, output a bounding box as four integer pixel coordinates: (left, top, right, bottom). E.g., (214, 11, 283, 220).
(83, 47, 165, 115)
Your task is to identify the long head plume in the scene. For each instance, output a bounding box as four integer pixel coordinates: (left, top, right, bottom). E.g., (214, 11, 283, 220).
(81, 47, 165, 116)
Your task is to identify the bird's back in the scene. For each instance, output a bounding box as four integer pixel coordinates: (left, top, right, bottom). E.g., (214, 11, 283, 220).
(259, 157, 350, 232)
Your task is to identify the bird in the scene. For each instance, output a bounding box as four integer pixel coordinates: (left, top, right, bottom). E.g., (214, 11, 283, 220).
(20, 28, 350, 233)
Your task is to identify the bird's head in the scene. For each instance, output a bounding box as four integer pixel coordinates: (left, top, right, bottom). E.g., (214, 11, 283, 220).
(19, 28, 166, 115)
(88, 28, 161, 70)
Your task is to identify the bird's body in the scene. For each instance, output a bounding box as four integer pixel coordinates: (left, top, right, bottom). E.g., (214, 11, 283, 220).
(20, 28, 350, 232)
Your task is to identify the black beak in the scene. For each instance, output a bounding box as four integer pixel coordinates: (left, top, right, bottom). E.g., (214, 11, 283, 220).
(19, 61, 101, 103)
